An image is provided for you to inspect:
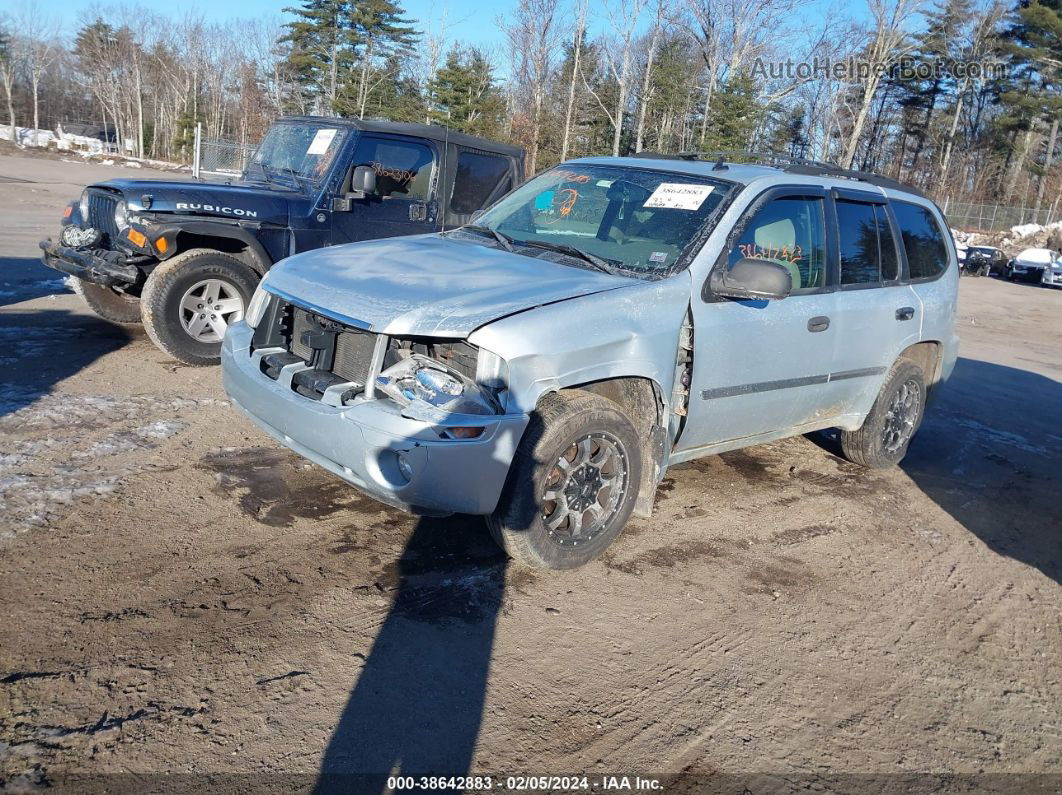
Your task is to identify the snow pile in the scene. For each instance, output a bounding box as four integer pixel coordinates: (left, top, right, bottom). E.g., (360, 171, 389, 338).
(0, 393, 220, 536)
(999, 220, 1062, 253)
(0, 126, 58, 148)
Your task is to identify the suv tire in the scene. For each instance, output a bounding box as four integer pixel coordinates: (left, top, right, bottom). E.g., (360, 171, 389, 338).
(840, 360, 926, 469)
(141, 249, 258, 366)
(72, 277, 142, 325)
(487, 391, 642, 569)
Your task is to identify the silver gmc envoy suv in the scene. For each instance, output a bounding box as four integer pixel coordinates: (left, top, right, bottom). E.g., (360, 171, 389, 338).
(222, 154, 958, 569)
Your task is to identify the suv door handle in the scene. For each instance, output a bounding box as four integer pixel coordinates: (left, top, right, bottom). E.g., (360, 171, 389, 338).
(896, 306, 916, 321)
(807, 316, 830, 333)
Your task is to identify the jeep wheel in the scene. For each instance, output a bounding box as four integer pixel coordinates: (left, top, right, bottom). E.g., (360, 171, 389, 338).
(141, 248, 258, 366)
(487, 391, 641, 569)
(839, 360, 926, 469)
(72, 277, 142, 325)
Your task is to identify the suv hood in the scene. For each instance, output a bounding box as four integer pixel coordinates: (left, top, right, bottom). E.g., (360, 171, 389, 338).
(92, 178, 301, 226)
(263, 234, 635, 337)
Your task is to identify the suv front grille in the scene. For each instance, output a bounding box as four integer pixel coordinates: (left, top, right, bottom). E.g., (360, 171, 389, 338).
(86, 189, 120, 244)
(251, 296, 479, 404)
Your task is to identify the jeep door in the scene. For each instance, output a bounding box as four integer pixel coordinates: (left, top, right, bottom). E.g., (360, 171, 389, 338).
(331, 135, 438, 243)
(677, 186, 842, 450)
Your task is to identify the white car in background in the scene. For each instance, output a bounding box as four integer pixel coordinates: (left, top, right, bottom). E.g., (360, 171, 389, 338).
(1006, 247, 1060, 284)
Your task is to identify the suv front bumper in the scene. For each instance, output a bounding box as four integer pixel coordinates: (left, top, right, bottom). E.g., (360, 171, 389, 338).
(221, 322, 529, 516)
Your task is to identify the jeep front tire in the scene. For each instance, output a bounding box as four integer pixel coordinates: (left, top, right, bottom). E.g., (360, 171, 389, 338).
(141, 248, 258, 366)
(72, 277, 142, 325)
(488, 391, 642, 569)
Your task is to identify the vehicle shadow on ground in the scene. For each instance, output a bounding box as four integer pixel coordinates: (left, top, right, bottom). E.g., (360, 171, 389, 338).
(315, 514, 509, 793)
(815, 356, 1060, 585)
(0, 256, 71, 308)
(0, 309, 133, 419)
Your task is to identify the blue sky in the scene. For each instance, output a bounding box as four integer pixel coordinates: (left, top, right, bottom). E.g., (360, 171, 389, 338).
(30, 0, 522, 49)
(28, 0, 871, 54)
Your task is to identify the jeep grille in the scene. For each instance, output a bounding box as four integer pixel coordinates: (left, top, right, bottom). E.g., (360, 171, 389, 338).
(86, 189, 120, 244)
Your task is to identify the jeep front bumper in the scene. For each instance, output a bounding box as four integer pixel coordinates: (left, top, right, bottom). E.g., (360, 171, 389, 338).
(39, 239, 141, 287)
(221, 322, 529, 516)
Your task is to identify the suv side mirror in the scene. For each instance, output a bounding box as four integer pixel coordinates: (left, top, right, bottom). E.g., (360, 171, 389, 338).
(710, 257, 793, 301)
(350, 165, 377, 198)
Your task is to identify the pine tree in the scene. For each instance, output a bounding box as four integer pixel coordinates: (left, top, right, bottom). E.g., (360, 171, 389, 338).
(704, 73, 762, 153)
(428, 48, 505, 138)
(281, 0, 356, 114)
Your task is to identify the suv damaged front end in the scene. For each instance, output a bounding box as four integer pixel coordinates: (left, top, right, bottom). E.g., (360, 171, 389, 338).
(222, 285, 529, 516)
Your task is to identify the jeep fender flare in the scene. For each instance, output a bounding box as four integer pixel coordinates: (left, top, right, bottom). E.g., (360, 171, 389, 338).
(163, 222, 274, 275)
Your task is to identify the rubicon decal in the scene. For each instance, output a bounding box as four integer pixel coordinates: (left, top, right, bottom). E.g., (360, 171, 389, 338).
(175, 202, 258, 218)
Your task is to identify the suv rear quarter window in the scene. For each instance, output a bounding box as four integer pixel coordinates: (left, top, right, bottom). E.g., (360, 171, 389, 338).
(451, 151, 512, 214)
(891, 200, 950, 280)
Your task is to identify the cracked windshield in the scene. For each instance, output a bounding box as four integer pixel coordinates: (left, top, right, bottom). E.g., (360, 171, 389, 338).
(471, 165, 731, 276)
(246, 123, 348, 187)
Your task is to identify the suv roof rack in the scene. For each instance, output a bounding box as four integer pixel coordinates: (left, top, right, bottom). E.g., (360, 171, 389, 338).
(633, 150, 927, 199)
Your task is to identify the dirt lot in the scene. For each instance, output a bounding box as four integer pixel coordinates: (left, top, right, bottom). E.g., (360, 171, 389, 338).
(0, 154, 1059, 792)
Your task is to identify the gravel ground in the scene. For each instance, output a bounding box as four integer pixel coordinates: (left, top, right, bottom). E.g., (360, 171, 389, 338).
(0, 154, 1059, 793)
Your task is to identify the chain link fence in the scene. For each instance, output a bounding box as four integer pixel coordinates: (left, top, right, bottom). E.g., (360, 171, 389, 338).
(941, 199, 1060, 233)
(198, 140, 257, 176)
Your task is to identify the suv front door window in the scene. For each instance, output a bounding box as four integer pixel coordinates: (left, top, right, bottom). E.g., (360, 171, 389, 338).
(681, 190, 841, 449)
(331, 135, 437, 244)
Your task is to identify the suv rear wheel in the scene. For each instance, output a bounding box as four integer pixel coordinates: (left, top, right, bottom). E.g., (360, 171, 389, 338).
(488, 391, 642, 569)
(840, 360, 926, 468)
(141, 248, 258, 366)
(72, 278, 142, 325)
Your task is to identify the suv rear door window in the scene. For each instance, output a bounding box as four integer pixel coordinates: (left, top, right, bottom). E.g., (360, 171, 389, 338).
(349, 137, 434, 200)
(837, 201, 898, 285)
(891, 200, 950, 280)
(729, 196, 827, 292)
(451, 151, 511, 213)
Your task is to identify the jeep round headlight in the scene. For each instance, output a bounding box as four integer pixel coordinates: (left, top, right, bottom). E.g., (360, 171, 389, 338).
(79, 190, 90, 221)
(114, 200, 129, 230)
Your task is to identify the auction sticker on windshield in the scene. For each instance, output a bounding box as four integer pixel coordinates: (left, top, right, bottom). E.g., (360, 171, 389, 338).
(644, 183, 715, 210)
(307, 128, 338, 155)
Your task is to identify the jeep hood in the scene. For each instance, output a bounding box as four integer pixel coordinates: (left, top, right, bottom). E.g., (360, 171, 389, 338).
(262, 234, 635, 337)
(92, 178, 299, 226)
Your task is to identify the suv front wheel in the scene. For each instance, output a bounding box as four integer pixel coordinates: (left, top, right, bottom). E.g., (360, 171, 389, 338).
(488, 391, 642, 569)
(840, 359, 926, 468)
(141, 248, 258, 366)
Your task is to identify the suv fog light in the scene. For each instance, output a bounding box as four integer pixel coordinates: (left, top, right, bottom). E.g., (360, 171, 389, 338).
(396, 453, 414, 481)
(443, 426, 484, 440)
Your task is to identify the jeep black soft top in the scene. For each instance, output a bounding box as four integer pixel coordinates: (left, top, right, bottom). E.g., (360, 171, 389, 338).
(40, 116, 525, 365)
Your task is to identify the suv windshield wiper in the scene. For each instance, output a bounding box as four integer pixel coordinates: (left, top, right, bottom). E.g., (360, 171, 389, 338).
(461, 224, 514, 252)
(516, 239, 619, 275)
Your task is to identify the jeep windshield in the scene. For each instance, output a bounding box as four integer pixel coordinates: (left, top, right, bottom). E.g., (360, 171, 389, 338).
(463, 164, 732, 277)
(244, 123, 349, 191)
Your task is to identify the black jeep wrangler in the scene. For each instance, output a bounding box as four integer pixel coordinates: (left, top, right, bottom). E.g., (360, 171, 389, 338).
(40, 117, 525, 365)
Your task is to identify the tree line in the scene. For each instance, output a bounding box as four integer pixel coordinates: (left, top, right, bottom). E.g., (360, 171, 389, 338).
(0, 0, 1058, 210)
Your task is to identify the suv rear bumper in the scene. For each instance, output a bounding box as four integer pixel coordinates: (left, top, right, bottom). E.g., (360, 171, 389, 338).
(39, 239, 140, 287)
(221, 322, 528, 516)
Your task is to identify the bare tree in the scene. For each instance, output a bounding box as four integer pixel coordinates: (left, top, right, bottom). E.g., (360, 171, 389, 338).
(635, 0, 668, 152)
(560, 0, 588, 161)
(841, 0, 923, 169)
(501, 0, 565, 173)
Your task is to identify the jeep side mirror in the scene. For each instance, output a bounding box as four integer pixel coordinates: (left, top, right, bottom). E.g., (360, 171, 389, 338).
(350, 165, 377, 198)
(710, 257, 793, 301)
